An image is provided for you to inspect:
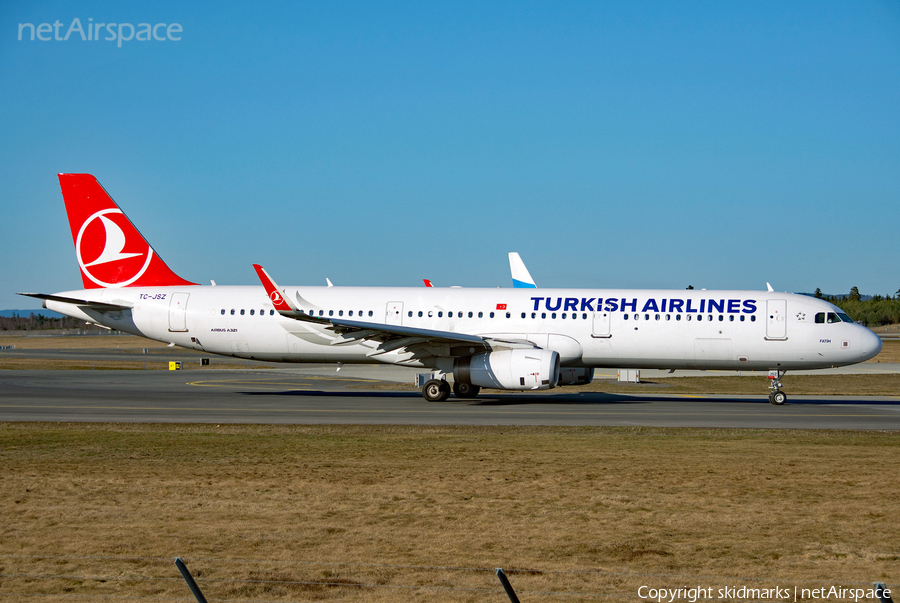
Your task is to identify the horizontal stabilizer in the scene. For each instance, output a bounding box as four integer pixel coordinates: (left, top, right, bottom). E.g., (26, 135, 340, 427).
(17, 292, 133, 311)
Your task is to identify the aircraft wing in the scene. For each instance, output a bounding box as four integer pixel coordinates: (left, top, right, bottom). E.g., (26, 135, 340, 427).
(252, 264, 534, 354)
(17, 293, 133, 311)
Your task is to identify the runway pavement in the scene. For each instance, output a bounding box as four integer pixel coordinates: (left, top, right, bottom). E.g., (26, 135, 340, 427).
(1, 369, 898, 429)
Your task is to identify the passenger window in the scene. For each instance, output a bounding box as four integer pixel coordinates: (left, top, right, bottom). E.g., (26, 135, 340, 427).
(408, 311, 413, 317)
(270, 310, 275, 315)
(562, 313, 567, 319)
(478, 312, 483, 318)
(634, 313, 639, 320)
(729, 315, 735, 322)
(458, 312, 463, 318)
(260, 309, 264, 316)
(507, 312, 511, 318)
(428, 311, 433, 317)
(750, 315, 756, 322)
(551, 313, 556, 319)
(718, 315, 723, 322)
(469, 312, 474, 318)
(532, 312, 536, 319)
(240, 309, 245, 315)
(328, 310, 333, 316)
(708, 315, 712, 321)
(644, 314, 649, 320)
(583, 313, 587, 319)
(541, 313, 546, 319)
(418, 311, 423, 317)
(623, 314, 629, 321)
(349, 311, 353, 316)
(666, 314, 671, 321)
(676, 315, 681, 321)
(521, 313, 526, 319)
(250, 309, 255, 315)
(221, 309, 225, 315)
(655, 314, 660, 321)
(438, 311, 443, 317)
(697, 315, 702, 321)
(318, 310, 324, 316)
(490, 312, 495, 318)
(368, 310, 373, 317)
(739, 315, 745, 322)
(339, 310, 344, 316)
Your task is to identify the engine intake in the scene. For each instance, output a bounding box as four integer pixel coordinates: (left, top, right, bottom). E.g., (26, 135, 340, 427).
(454, 349, 560, 391)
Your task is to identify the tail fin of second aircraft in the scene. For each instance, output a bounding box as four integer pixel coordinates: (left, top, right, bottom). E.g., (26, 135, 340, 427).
(509, 252, 537, 288)
(58, 174, 197, 289)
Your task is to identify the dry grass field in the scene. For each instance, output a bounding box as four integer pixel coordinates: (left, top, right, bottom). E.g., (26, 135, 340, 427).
(1, 423, 898, 602)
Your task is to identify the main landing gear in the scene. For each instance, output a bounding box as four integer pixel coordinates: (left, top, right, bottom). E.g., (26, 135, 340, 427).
(422, 379, 451, 402)
(421, 379, 481, 401)
(768, 369, 787, 405)
(452, 381, 481, 399)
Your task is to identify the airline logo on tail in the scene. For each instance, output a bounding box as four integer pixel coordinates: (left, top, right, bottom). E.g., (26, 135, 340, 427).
(59, 174, 197, 289)
(77, 209, 154, 287)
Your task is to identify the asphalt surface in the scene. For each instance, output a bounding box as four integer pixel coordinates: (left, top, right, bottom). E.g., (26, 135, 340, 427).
(1, 369, 898, 429)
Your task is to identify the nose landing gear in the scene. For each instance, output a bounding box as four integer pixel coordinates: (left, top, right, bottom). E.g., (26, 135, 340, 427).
(768, 369, 787, 405)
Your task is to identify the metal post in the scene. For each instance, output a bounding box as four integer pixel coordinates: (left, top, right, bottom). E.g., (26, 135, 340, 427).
(874, 583, 894, 603)
(496, 568, 522, 603)
(175, 557, 209, 603)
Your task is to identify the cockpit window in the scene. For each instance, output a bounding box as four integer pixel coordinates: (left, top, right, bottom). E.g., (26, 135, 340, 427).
(837, 313, 854, 323)
(815, 312, 825, 324)
(826, 312, 841, 323)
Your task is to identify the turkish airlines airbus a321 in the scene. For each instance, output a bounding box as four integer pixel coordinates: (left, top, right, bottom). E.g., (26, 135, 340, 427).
(20, 174, 882, 404)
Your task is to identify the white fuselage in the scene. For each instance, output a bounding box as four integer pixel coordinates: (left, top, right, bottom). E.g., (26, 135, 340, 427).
(46, 285, 883, 372)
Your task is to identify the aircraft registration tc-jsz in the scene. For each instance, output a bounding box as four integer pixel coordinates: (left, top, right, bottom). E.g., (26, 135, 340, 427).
(21, 174, 882, 405)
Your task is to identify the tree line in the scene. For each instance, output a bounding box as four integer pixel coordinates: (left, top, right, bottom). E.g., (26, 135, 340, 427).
(0, 313, 107, 332)
(814, 287, 900, 327)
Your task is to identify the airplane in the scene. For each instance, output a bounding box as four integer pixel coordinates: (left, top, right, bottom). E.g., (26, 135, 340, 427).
(20, 174, 883, 405)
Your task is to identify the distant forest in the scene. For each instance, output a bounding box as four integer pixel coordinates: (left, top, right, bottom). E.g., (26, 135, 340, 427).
(818, 287, 900, 327)
(0, 313, 108, 332)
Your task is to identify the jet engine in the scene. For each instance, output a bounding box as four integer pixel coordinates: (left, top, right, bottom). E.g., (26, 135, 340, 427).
(454, 349, 560, 391)
(557, 367, 594, 386)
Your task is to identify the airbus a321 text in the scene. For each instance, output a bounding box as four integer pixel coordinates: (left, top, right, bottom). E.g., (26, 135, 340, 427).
(20, 174, 882, 405)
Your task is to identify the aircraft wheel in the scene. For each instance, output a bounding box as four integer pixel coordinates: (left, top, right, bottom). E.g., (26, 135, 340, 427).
(423, 379, 451, 402)
(770, 391, 787, 406)
(453, 382, 481, 399)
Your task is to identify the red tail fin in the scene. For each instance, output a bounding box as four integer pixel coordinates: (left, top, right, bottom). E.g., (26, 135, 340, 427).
(58, 174, 197, 289)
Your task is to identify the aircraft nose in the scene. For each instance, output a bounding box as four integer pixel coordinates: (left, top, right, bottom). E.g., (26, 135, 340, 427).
(858, 327, 882, 362)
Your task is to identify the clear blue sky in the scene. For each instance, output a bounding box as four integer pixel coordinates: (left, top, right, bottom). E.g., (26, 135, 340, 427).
(2, 1, 898, 310)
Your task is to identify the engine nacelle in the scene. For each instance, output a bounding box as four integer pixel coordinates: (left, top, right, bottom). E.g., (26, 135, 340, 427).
(557, 367, 594, 386)
(454, 349, 560, 391)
